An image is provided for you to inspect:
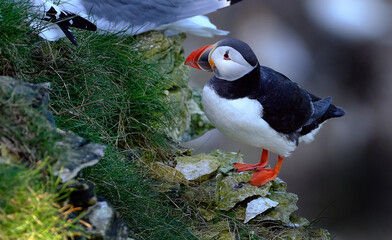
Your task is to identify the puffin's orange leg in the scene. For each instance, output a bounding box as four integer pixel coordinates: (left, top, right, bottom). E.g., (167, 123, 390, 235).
(249, 155, 284, 186)
(233, 149, 269, 172)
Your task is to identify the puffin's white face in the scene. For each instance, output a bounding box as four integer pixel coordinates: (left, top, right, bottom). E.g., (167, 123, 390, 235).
(210, 46, 256, 81)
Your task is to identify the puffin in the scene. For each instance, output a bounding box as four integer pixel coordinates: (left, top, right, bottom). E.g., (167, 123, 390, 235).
(185, 38, 345, 186)
(30, 0, 243, 45)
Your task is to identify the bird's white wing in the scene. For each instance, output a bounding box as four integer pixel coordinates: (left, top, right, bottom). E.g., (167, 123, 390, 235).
(80, 0, 235, 25)
(72, 0, 240, 35)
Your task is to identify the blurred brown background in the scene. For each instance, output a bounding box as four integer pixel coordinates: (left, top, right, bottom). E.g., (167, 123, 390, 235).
(182, 0, 392, 239)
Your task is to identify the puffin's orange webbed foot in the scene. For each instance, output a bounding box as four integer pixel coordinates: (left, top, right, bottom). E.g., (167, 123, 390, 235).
(234, 149, 269, 172)
(249, 156, 284, 186)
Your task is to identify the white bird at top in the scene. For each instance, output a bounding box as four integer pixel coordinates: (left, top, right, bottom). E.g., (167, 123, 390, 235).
(28, 0, 243, 46)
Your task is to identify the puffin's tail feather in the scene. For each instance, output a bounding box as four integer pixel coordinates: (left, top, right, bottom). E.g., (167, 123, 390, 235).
(304, 96, 331, 126)
(300, 96, 345, 136)
(305, 91, 345, 121)
(330, 106, 345, 118)
(319, 104, 345, 123)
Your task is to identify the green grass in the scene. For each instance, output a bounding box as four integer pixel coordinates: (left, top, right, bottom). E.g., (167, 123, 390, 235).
(0, 162, 80, 240)
(0, 1, 195, 239)
(1, 0, 174, 150)
(29, 34, 173, 150)
(83, 147, 196, 240)
(0, 0, 41, 77)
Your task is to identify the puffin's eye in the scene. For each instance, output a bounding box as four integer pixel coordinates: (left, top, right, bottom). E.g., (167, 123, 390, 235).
(223, 51, 231, 60)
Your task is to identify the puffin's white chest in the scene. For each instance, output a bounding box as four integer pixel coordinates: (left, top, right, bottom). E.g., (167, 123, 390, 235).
(202, 85, 296, 156)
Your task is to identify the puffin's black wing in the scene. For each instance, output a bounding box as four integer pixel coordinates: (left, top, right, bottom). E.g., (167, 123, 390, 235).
(257, 66, 345, 136)
(257, 66, 314, 134)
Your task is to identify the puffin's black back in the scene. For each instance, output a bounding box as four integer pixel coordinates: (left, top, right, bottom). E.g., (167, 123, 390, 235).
(209, 65, 345, 139)
(257, 66, 345, 136)
(255, 66, 313, 135)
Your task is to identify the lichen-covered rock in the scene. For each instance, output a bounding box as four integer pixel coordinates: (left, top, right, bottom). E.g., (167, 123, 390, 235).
(192, 220, 234, 240)
(53, 129, 106, 182)
(165, 88, 191, 140)
(288, 214, 310, 228)
(133, 31, 192, 140)
(210, 150, 243, 174)
(181, 88, 214, 141)
(150, 162, 188, 184)
(182, 178, 217, 205)
(244, 197, 279, 223)
(0, 77, 130, 240)
(175, 153, 221, 181)
(253, 188, 299, 224)
(83, 200, 130, 240)
(152, 148, 331, 239)
(216, 173, 272, 211)
(0, 76, 53, 123)
(0, 77, 106, 183)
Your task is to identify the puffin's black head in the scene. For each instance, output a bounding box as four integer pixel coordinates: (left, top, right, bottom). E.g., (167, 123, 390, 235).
(185, 38, 259, 81)
(216, 38, 258, 66)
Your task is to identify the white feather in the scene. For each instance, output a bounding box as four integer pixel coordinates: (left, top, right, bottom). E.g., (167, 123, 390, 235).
(29, 0, 65, 41)
(38, 24, 65, 41)
(202, 85, 297, 157)
(299, 123, 323, 144)
(210, 46, 256, 81)
(156, 15, 229, 37)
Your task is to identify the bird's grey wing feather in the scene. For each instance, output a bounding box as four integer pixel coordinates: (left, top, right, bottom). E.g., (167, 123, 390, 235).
(80, 0, 237, 26)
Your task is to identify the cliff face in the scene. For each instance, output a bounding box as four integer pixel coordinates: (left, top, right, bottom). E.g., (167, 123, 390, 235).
(150, 150, 331, 239)
(0, 77, 129, 239)
(0, 2, 332, 239)
(132, 31, 213, 142)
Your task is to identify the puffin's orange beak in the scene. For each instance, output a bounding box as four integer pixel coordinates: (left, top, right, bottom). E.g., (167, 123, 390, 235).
(185, 44, 214, 72)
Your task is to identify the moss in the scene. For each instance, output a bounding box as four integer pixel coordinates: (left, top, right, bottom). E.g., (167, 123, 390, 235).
(0, 77, 106, 182)
(82, 147, 196, 240)
(175, 153, 221, 181)
(150, 150, 332, 239)
(192, 220, 233, 240)
(182, 88, 214, 141)
(150, 161, 189, 184)
(216, 173, 272, 211)
(0, 77, 59, 165)
(132, 31, 192, 140)
(0, 163, 80, 240)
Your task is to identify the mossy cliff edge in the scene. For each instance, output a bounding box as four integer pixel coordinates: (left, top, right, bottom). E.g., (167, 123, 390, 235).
(0, 1, 331, 239)
(0, 77, 129, 239)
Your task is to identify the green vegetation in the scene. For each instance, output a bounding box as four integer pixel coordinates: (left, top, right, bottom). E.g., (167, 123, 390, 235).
(0, 1, 195, 239)
(0, 0, 39, 77)
(0, 162, 80, 240)
(83, 147, 196, 239)
(0, 77, 57, 166)
(1, 1, 173, 149)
